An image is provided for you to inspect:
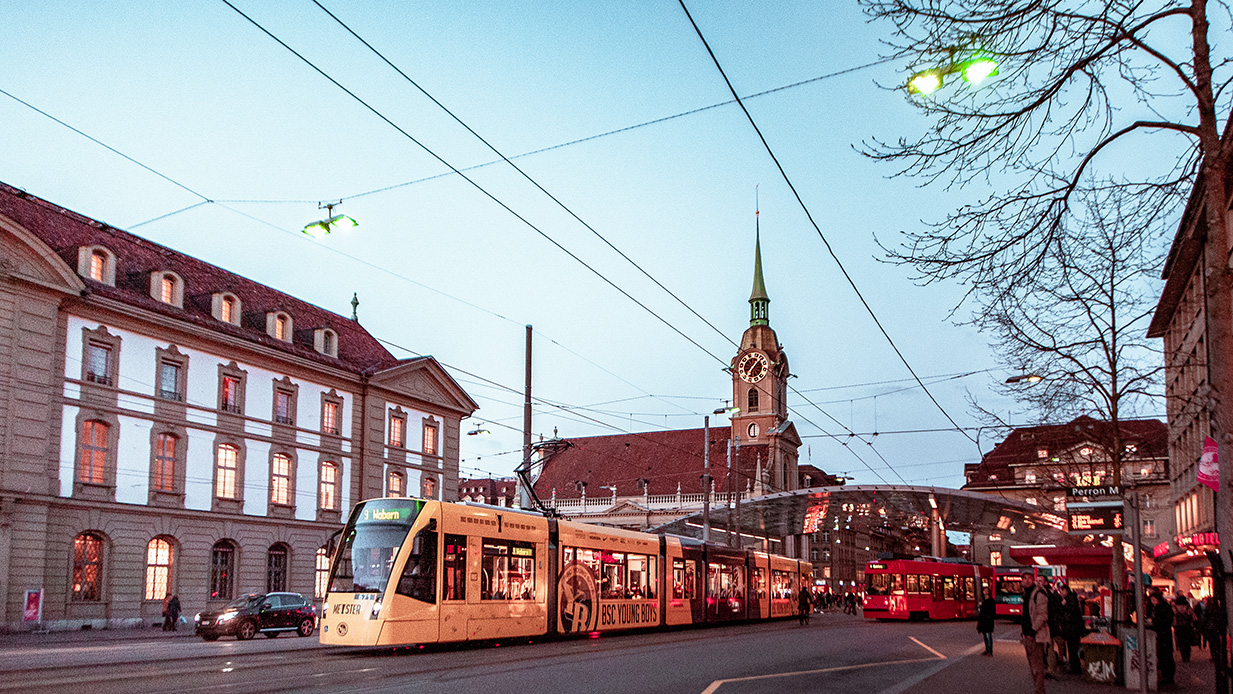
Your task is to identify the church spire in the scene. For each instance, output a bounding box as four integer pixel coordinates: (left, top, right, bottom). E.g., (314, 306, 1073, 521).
(749, 205, 770, 326)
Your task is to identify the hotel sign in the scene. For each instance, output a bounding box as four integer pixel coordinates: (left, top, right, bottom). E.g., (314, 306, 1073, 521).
(1176, 532, 1219, 549)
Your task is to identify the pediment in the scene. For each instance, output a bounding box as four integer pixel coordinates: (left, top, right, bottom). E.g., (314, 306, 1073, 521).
(606, 500, 649, 514)
(772, 420, 802, 446)
(0, 213, 85, 294)
(368, 357, 479, 415)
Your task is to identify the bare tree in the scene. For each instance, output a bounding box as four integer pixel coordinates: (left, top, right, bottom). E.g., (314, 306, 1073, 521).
(859, 0, 1230, 635)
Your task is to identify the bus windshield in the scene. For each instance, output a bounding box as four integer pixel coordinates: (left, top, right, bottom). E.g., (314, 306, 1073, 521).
(329, 499, 423, 594)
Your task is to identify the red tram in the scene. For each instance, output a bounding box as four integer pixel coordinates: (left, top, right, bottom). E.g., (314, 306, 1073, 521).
(862, 558, 993, 620)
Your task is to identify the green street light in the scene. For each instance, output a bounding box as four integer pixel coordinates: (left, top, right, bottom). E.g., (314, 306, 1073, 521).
(960, 55, 999, 84)
(907, 70, 944, 96)
(302, 202, 357, 237)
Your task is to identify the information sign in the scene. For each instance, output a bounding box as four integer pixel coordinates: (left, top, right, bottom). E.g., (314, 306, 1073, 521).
(1068, 506, 1124, 534)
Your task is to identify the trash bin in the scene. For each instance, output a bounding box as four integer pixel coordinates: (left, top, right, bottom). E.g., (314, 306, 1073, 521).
(1081, 632, 1122, 684)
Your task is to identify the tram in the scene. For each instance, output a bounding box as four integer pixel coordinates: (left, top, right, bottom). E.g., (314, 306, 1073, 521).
(862, 558, 993, 620)
(319, 498, 812, 647)
(994, 565, 1065, 618)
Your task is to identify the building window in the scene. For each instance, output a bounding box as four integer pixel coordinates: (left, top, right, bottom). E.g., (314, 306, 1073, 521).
(989, 551, 1003, 566)
(210, 541, 235, 600)
(153, 433, 178, 492)
(78, 246, 115, 285)
(160, 276, 175, 304)
(1143, 519, 1156, 537)
(314, 328, 338, 357)
(1037, 449, 1048, 458)
(222, 296, 236, 323)
(748, 387, 759, 412)
(72, 532, 104, 601)
(218, 369, 245, 414)
(389, 412, 406, 448)
(423, 422, 438, 456)
(1143, 494, 1152, 509)
(212, 293, 242, 325)
(274, 390, 294, 425)
(267, 544, 289, 593)
(422, 476, 436, 499)
(90, 251, 107, 281)
(85, 343, 112, 385)
(387, 470, 405, 497)
(320, 461, 339, 510)
(79, 420, 108, 484)
(158, 361, 182, 401)
(215, 444, 239, 499)
(267, 312, 293, 342)
(322, 400, 340, 436)
(314, 548, 330, 599)
(1024, 471, 1037, 484)
(1140, 465, 1153, 477)
(270, 453, 292, 505)
(145, 537, 174, 601)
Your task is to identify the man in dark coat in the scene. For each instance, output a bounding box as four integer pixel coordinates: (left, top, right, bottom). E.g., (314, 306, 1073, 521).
(977, 593, 996, 655)
(1150, 589, 1175, 687)
(1058, 584, 1085, 674)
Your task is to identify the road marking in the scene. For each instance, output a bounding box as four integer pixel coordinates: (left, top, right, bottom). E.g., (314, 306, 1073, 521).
(908, 636, 946, 659)
(698, 656, 943, 694)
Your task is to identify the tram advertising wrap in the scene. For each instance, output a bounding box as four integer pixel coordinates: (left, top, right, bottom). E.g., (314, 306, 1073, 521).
(320, 499, 811, 647)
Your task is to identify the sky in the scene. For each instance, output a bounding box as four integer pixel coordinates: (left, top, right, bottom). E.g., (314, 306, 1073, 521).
(1, 1, 1112, 489)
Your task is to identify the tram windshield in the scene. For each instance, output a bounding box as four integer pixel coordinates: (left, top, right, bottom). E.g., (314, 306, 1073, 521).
(330, 499, 424, 594)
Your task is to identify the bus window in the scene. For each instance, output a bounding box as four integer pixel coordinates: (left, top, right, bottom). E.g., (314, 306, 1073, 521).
(867, 574, 888, 596)
(443, 534, 466, 601)
(396, 526, 437, 603)
(891, 574, 905, 595)
(906, 574, 919, 594)
(481, 539, 535, 600)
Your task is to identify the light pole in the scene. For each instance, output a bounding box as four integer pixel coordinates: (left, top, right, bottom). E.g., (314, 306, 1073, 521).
(702, 416, 711, 542)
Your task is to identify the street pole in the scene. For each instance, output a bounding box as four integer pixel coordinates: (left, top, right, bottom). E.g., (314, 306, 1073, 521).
(702, 416, 711, 543)
(1129, 491, 1147, 694)
(726, 439, 734, 547)
(734, 435, 741, 550)
(517, 325, 534, 510)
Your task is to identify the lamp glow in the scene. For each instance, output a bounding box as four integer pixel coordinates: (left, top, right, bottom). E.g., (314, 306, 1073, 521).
(907, 71, 943, 95)
(961, 56, 999, 84)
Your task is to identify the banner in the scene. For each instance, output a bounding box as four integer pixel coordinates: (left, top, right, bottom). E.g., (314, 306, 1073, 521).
(23, 589, 42, 622)
(1199, 436, 1219, 492)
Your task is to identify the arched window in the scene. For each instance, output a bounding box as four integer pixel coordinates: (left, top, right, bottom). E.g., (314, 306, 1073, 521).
(315, 547, 330, 599)
(215, 444, 239, 499)
(270, 453, 292, 505)
(747, 387, 759, 412)
(267, 544, 289, 593)
(387, 470, 405, 498)
(78, 246, 116, 285)
(153, 433, 178, 492)
(90, 251, 108, 282)
(319, 461, 339, 510)
(210, 540, 235, 599)
(145, 537, 174, 600)
(79, 420, 109, 484)
(422, 477, 437, 499)
(73, 532, 104, 601)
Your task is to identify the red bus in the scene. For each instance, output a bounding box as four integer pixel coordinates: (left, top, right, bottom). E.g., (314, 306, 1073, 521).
(863, 559, 993, 620)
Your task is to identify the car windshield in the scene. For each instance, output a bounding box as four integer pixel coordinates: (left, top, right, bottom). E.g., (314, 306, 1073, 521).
(330, 499, 423, 594)
(224, 595, 262, 610)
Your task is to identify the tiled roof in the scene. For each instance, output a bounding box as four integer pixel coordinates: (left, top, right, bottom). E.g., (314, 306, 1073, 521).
(0, 182, 399, 374)
(964, 416, 1167, 487)
(457, 477, 518, 502)
(532, 428, 786, 499)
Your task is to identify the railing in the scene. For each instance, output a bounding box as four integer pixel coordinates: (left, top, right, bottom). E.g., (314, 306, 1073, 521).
(544, 491, 750, 513)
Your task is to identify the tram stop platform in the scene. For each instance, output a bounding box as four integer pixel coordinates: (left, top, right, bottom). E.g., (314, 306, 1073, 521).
(898, 630, 1216, 694)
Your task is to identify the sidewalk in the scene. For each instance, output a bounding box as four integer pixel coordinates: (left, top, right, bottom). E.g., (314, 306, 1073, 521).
(900, 632, 1215, 693)
(0, 622, 197, 648)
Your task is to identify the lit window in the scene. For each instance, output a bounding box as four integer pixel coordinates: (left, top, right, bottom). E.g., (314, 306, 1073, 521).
(1140, 465, 1153, 477)
(1024, 471, 1037, 484)
(322, 401, 340, 436)
(314, 547, 330, 599)
(1143, 519, 1156, 537)
(145, 537, 173, 601)
(210, 541, 234, 599)
(389, 414, 405, 447)
(270, 453, 291, 505)
(988, 534, 1001, 541)
(89, 251, 107, 282)
(275, 315, 288, 341)
(1037, 449, 1048, 458)
(85, 343, 111, 385)
(267, 545, 288, 592)
(423, 423, 438, 455)
(79, 420, 108, 484)
(160, 276, 175, 304)
(159, 362, 181, 401)
(1080, 446, 1093, 457)
(221, 296, 236, 324)
(1025, 497, 1038, 505)
(220, 376, 241, 413)
(989, 551, 1002, 566)
(422, 477, 436, 499)
(153, 433, 177, 492)
(1125, 444, 1138, 455)
(320, 461, 339, 510)
(73, 532, 104, 601)
(215, 444, 239, 499)
(387, 470, 405, 497)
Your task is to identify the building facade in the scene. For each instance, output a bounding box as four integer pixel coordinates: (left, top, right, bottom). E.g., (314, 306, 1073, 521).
(457, 477, 517, 506)
(0, 183, 476, 631)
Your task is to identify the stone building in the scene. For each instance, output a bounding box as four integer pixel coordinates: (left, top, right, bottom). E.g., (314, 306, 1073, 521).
(0, 183, 476, 631)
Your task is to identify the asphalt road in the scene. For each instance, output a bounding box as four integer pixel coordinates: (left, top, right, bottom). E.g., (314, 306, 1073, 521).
(1, 613, 994, 694)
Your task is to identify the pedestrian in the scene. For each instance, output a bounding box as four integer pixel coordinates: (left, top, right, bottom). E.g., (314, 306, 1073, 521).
(167, 594, 182, 632)
(1150, 589, 1175, 687)
(161, 594, 172, 631)
(798, 588, 812, 626)
(977, 592, 996, 655)
(1058, 583, 1085, 675)
(1022, 574, 1051, 694)
(1193, 597, 1206, 649)
(1173, 595, 1195, 663)
(1046, 581, 1065, 678)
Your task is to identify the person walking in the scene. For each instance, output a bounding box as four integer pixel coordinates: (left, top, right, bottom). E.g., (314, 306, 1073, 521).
(167, 594, 182, 632)
(1193, 597, 1206, 649)
(1046, 582, 1064, 677)
(1022, 574, 1052, 694)
(1058, 584, 1085, 675)
(798, 588, 812, 626)
(161, 594, 173, 631)
(1173, 595, 1195, 663)
(1150, 589, 1175, 687)
(977, 592, 996, 655)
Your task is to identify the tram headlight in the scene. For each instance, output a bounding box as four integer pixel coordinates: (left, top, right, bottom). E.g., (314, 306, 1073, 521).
(322, 601, 329, 616)
(370, 600, 383, 620)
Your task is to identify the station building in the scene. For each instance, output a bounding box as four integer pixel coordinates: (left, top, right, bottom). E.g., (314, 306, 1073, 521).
(0, 182, 476, 632)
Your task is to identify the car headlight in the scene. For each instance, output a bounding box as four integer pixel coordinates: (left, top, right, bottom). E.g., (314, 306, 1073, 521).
(217, 611, 238, 623)
(370, 601, 382, 620)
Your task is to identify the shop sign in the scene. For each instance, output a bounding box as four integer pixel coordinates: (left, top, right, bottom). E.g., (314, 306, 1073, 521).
(1176, 532, 1219, 549)
(1151, 542, 1171, 558)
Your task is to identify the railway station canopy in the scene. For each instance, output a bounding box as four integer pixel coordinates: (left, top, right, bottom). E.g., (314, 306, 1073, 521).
(654, 485, 1079, 547)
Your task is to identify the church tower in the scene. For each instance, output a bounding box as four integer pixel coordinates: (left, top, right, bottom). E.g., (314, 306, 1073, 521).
(730, 220, 799, 494)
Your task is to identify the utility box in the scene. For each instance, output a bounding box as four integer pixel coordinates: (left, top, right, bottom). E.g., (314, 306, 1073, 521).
(1081, 631, 1122, 684)
(1122, 631, 1157, 691)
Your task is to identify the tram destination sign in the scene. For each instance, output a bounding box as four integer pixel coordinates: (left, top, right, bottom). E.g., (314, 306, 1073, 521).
(1068, 505, 1124, 535)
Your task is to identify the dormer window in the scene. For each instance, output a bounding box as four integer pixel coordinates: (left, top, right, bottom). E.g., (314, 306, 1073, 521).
(314, 328, 338, 357)
(211, 293, 241, 326)
(149, 271, 184, 308)
(1036, 448, 1048, 458)
(266, 312, 293, 342)
(76, 246, 116, 286)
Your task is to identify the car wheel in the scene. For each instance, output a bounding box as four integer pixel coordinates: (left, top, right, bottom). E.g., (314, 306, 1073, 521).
(264, 631, 279, 638)
(201, 634, 219, 642)
(236, 619, 257, 641)
(297, 617, 315, 637)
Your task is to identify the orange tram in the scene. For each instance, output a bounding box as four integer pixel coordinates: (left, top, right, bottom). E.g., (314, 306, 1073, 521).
(319, 498, 812, 647)
(862, 558, 994, 621)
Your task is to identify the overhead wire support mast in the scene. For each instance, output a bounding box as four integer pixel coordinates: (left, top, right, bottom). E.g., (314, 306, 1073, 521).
(220, 0, 729, 367)
(676, 0, 978, 452)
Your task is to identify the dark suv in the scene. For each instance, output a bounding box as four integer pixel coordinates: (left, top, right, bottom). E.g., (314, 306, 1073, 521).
(195, 592, 317, 641)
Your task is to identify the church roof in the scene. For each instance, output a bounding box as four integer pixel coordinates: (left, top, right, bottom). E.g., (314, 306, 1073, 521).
(749, 229, 769, 303)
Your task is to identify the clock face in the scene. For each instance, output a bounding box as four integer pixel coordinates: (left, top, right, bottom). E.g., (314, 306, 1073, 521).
(737, 352, 769, 383)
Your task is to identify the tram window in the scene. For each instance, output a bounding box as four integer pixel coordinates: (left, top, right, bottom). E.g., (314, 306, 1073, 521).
(906, 574, 919, 594)
(708, 563, 721, 599)
(684, 560, 697, 599)
(673, 560, 685, 599)
(601, 552, 627, 599)
(943, 577, 956, 600)
(480, 539, 535, 601)
(963, 577, 976, 601)
(628, 554, 655, 599)
(890, 574, 905, 595)
(443, 534, 466, 601)
(396, 527, 438, 603)
(754, 568, 767, 600)
(867, 574, 888, 596)
(981, 578, 990, 598)
(919, 575, 932, 595)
